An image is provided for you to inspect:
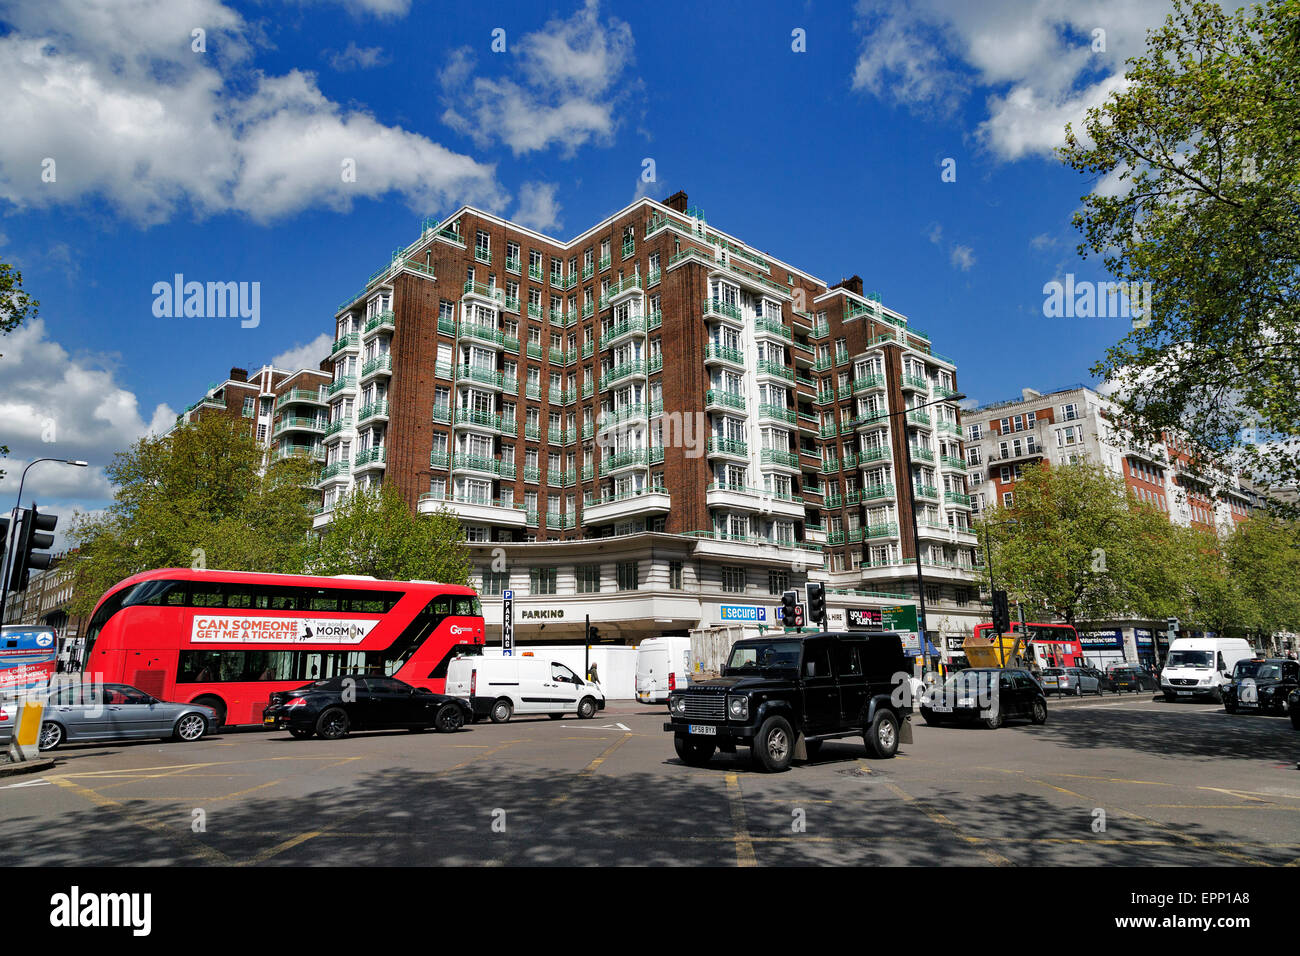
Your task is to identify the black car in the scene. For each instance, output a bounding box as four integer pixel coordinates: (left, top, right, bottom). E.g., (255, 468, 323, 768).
(1223, 659, 1300, 716)
(919, 668, 1048, 728)
(1108, 665, 1157, 693)
(262, 675, 474, 739)
(663, 631, 914, 772)
(1289, 687, 1300, 729)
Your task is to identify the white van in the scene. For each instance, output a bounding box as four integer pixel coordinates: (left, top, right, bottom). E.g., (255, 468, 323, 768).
(445, 654, 605, 723)
(1161, 637, 1254, 702)
(635, 636, 691, 703)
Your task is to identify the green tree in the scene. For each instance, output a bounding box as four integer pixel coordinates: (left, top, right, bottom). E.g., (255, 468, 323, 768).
(68, 415, 318, 614)
(1059, 0, 1300, 493)
(1, 257, 40, 472)
(978, 462, 1171, 625)
(1175, 525, 1253, 639)
(307, 484, 470, 585)
(1224, 514, 1300, 643)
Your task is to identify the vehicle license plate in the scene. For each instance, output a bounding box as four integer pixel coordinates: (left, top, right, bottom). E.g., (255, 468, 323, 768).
(1177, 691, 1192, 696)
(1240, 701, 1257, 708)
(263, 716, 277, 725)
(688, 724, 716, 735)
(930, 704, 952, 713)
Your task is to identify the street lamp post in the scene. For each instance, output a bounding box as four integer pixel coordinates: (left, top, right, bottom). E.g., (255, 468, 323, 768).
(1, 458, 89, 625)
(886, 393, 966, 677)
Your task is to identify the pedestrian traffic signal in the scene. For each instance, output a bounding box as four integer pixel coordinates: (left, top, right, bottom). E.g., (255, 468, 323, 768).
(781, 590, 798, 628)
(9, 505, 57, 593)
(806, 581, 826, 628)
(992, 589, 1011, 634)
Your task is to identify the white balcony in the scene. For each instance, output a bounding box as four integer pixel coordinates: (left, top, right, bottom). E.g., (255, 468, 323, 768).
(583, 489, 671, 524)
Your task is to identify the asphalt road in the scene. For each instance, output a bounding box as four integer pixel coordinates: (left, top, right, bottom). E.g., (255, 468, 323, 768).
(2, 694, 1297, 867)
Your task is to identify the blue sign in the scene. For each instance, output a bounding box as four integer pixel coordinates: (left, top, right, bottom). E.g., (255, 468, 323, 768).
(502, 590, 514, 657)
(1135, 628, 1153, 645)
(1078, 629, 1123, 649)
(720, 605, 767, 623)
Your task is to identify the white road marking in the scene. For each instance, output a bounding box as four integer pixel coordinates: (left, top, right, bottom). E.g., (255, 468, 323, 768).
(1, 778, 52, 789)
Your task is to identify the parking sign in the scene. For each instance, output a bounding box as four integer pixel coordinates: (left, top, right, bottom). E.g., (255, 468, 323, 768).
(502, 590, 514, 657)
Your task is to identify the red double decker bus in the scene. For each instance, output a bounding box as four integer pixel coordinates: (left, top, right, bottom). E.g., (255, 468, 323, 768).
(80, 568, 485, 726)
(968, 622, 1085, 669)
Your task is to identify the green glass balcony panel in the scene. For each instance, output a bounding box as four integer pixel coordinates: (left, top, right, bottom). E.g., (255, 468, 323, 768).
(862, 483, 895, 500)
(706, 437, 748, 457)
(331, 332, 360, 354)
(760, 448, 800, 468)
(705, 343, 744, 365)
(702, 299, 742, 321)
(431, 404, 451, 423)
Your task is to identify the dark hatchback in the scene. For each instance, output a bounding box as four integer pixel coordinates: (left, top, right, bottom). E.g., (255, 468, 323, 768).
(262, 675, 474, 739)
(1223, 659, 1299, 716)
(919, 668, 1048, 728)
(1108, 666, 1157, 693)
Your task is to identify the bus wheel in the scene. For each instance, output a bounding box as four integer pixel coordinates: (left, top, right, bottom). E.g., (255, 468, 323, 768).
(490, 699, 513, 724)
(316, 707, 350, 740)
(193, 696, 227, 729)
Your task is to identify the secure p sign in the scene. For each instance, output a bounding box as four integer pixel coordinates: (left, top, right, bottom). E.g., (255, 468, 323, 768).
(502, 590, 514, 657)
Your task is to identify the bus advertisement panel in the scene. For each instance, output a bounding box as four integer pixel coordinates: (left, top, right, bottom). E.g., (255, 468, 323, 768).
(80, 568, 486, 727)
(0, 625, 59, 692)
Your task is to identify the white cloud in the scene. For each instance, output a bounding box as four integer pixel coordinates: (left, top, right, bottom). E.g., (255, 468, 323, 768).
(513, 182, 563, 232)
(1030, 232, 1058, 250)
(0, 318, 175, 510)
(271, 332, 333, 373)
(950, 245, 976, 271)
(927, 222, 943, 244)
(0, 0, 506, 225)
(325, 42, 391, 72)
(851, 0, 1170, 161)
(440, 0, 636, 157)
(287, 0, 411, 18)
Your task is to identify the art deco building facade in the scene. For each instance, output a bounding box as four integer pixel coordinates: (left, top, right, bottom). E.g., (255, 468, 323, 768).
(311, 191, 983, 644)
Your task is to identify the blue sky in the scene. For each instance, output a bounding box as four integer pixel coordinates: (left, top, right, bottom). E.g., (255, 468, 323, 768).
(0, 0, 1178, 541)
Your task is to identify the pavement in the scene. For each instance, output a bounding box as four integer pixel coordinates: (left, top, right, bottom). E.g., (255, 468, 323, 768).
(1, 693, 1296, 866)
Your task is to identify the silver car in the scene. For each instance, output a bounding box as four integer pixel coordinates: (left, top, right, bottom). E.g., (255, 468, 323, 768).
(37, 683, 218, 751)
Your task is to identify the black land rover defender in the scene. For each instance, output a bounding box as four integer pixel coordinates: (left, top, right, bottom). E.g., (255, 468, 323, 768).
(664, 631, 914, 772)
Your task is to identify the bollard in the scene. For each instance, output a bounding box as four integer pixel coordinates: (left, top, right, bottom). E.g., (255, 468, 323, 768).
(8, 700, 45, 762)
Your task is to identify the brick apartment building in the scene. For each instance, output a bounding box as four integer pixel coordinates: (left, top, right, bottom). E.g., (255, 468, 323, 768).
(170, 363, 332, 465)
(303, 190, 984, 649)
(961, 384, 1257, 666)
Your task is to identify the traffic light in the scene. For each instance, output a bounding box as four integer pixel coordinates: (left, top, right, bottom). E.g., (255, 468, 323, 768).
(992, 589, 1011, 634)
(781, 590, 798, 628)
(9, 505, 57, 593)
(806, 581, 825, 629)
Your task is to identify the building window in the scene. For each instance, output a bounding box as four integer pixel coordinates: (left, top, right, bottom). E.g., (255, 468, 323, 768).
(617, 561, 639, 591)
(768, 570, 789, 595)
(576, 564, 601, 594)
(669, 561, 683, 590)
(722, 567, 746, 593)
(529, 568, 557, 595)
(925, 585, 941, 604)
(242, 397, 255, 418)
(481, 570, 509, 594)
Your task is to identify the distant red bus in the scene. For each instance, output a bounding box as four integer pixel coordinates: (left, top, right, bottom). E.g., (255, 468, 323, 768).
(80, 568, 485, 726)
(971, 622, 1085, 669)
